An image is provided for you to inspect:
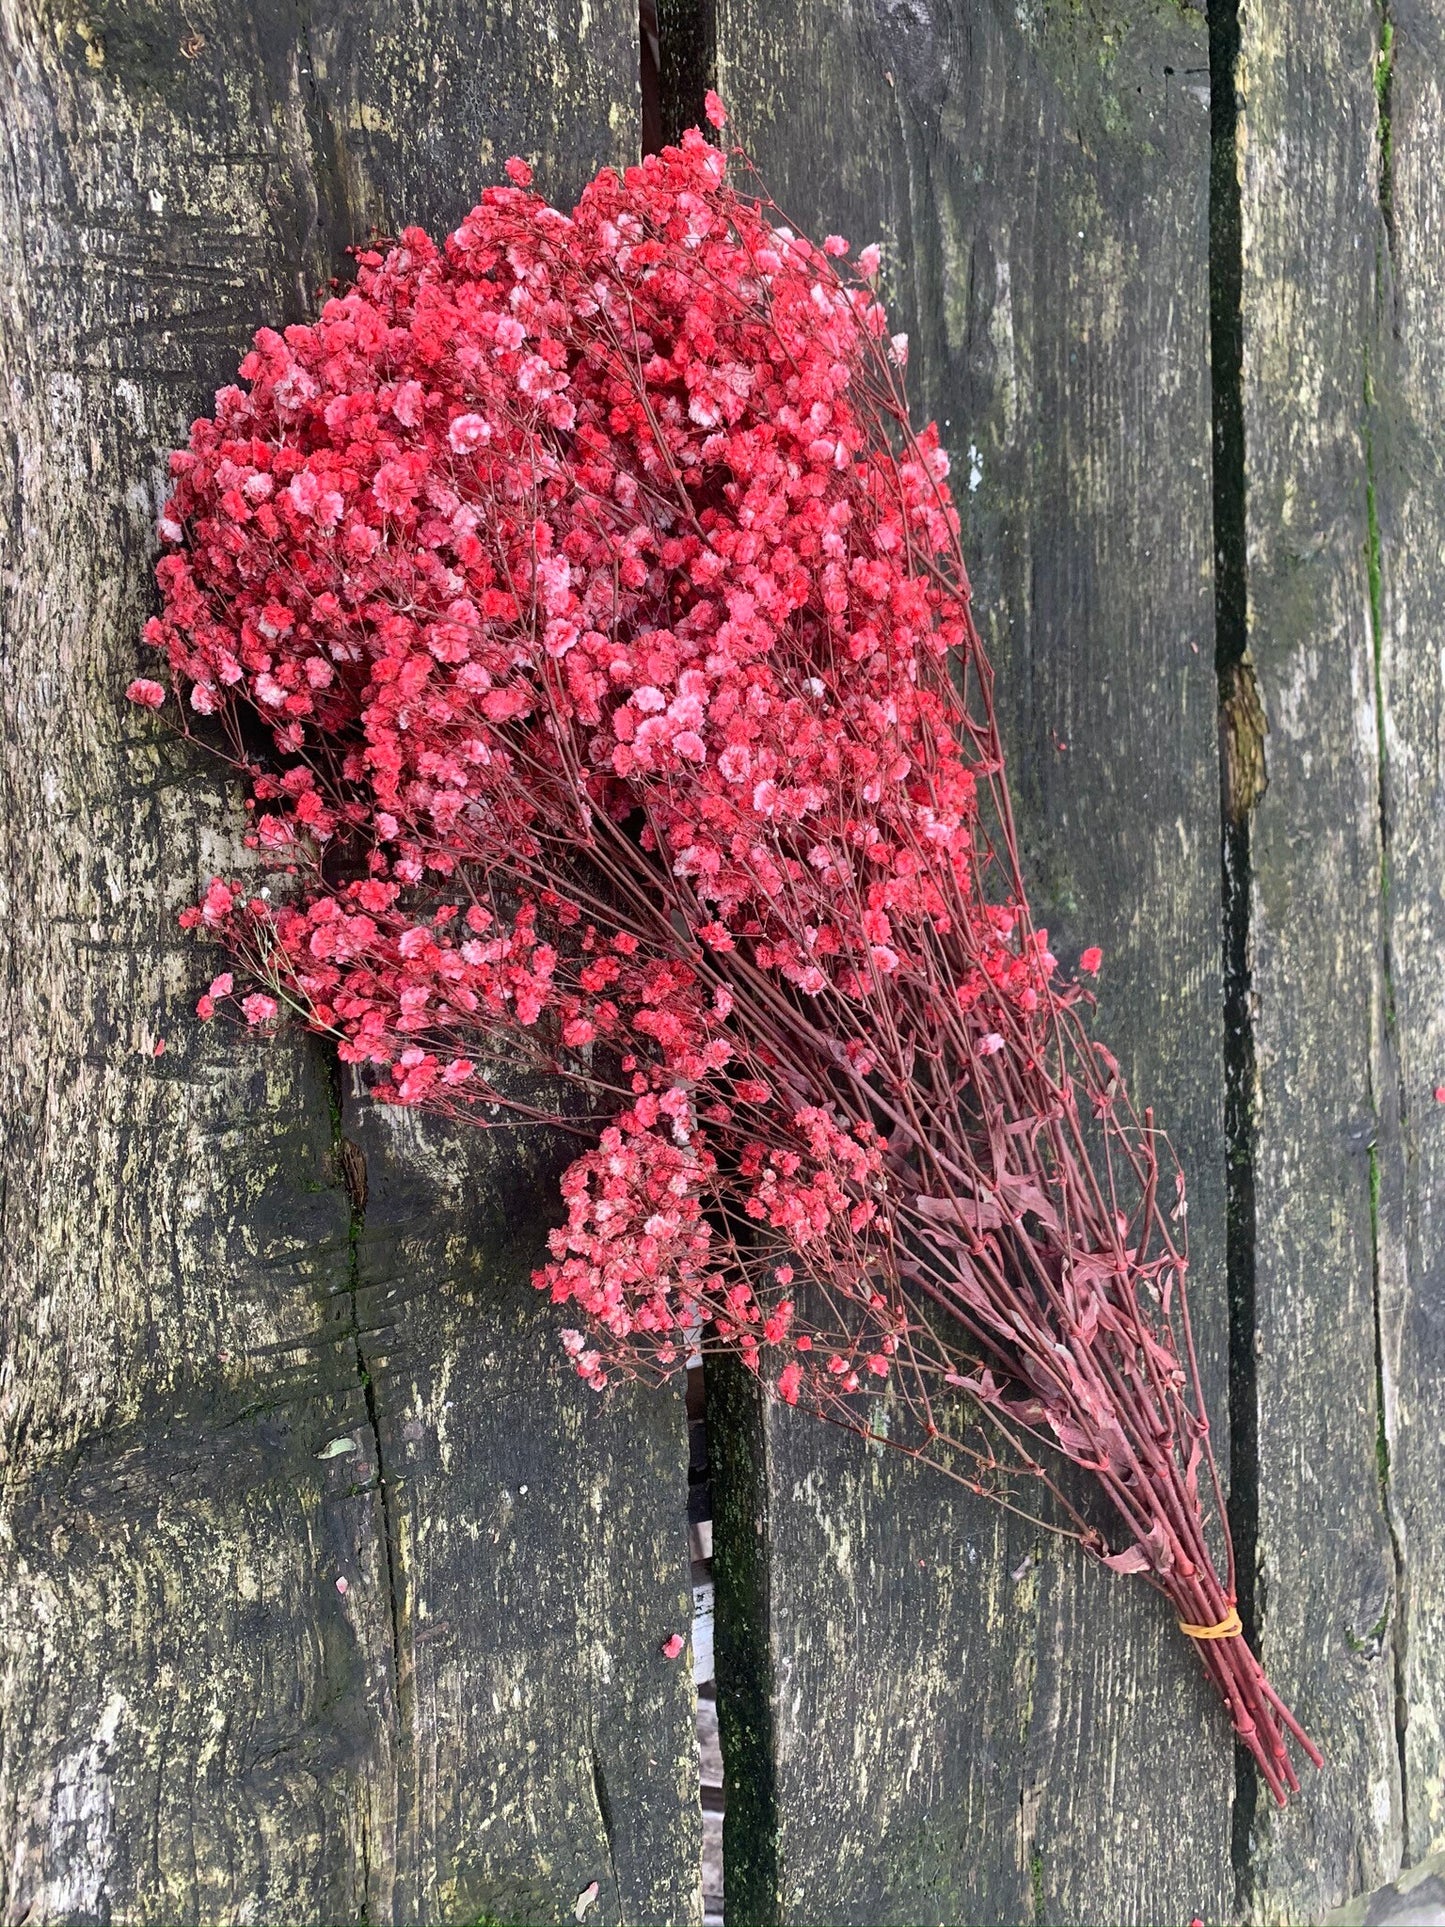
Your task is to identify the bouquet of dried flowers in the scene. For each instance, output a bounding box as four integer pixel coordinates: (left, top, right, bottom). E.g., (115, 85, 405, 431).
(131, 99, 1320, 1801)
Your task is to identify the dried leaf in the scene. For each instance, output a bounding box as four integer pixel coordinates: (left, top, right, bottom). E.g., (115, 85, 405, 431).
(943, 1366, 999, 1402)
(996, 1171, 1061, 1234)
(914, 1191, 1003, 1232)
(1184, 1433, 1203, 1505)
(1101, 1544, 1151, 1575)
(1044, 1407, 1098, 1464)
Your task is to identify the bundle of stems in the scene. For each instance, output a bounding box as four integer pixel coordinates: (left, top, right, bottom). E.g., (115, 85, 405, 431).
(138, 104, 1321, 1799)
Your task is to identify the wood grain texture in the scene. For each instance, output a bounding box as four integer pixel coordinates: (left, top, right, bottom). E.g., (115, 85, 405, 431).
(1370, 0, 1445, 1877)
(0, 2, 700, 1918)
(709, 4, 1230, 1921)
(1232, 4, 1406, 1915)
(345, 1099, 700, 1927)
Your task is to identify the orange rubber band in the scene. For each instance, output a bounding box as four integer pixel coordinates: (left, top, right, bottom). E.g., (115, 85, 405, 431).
(1178, 1606, 1243, 1641)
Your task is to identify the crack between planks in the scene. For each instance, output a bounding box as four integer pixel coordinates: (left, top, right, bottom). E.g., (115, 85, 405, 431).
(330, 1067, 406, 1740)
(1375, 8, 1397, 269)
(1207, 0, 1264, 1908)
(706, 1354, 780, 1927)
(1363, 435, 1409, 1837)
(644, 0, 716, 154)
(639, 13, 725, 1922)
(1365, 0, 1411, 1842)
(590, 1740, 622, 1902)
(640, 0, 663, 158)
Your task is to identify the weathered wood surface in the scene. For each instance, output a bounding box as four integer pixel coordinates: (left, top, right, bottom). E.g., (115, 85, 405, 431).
(1370, 0, 1445, 1878)
(0, 3, 700, 1921)
(710, 4, 1232, 1922)
(5, 0, 1445, 1920)
(343, 1101, 700, 1924)
(1231, 0, 1442, 1915)
(1233, 5, 1399, 1909)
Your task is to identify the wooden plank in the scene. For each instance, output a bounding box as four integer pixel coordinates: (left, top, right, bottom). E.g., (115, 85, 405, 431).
(1371, 0, 1445, 1876)
(346, 1101, 700, 1925)
(0, 8, 394, 1915)
(709, 4, 1229, 1922)
(1231, 3, 1407, 1915)
(0, 1, 700, 1918)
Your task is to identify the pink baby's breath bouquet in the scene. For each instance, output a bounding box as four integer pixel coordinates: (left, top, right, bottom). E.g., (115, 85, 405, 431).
(131, 98, 1319, 1799)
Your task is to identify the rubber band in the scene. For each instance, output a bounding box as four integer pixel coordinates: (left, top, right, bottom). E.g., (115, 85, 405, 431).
(1178, 1605, 1243, 1641)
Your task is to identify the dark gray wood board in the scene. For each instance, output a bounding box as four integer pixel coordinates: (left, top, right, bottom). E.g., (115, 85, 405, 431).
(344, 1098, 700, 1926)
(1232, 3, 1411, 1915)
(0, 2, 700, 1919)
(1359, 0, 1445, 1885)
(709, 3, 1230, 1922)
